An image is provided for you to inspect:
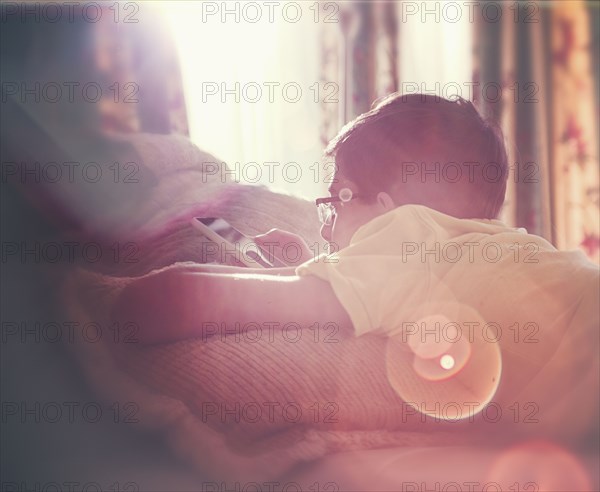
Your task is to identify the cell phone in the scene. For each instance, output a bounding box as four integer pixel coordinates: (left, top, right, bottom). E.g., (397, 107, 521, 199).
(190, 217, 286, 268)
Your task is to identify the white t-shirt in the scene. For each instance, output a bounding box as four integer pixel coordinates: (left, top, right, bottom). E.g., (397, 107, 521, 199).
(296, 205, 599, 435)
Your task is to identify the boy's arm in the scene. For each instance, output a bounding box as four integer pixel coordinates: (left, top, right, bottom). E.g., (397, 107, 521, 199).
(111, 265, 352, 344)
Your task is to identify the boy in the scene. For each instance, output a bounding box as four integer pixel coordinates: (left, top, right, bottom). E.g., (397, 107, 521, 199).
(112, 94, 598, 408)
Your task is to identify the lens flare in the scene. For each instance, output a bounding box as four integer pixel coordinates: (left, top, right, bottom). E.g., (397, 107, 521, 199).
(406, 314, 456, 359)
(487, 441, 593, 491)
(386, 301, 502, 421)
(440, 354, 455, 370)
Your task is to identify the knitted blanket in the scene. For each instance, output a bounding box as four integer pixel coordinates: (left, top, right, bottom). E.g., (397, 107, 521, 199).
(13, 124, 594, 483)
(59, 183, 474, 483)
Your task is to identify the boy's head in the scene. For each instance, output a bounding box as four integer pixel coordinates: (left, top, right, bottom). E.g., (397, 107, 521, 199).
(320, 93, 509, 247)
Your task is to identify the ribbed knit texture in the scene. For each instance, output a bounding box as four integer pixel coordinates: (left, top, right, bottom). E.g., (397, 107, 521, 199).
(60, 187, 474, 482)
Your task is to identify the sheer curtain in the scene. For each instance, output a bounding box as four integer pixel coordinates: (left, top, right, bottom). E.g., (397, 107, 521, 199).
(399, 6, 473, 99)
(163, 2, 323, 200)
(164, 1, 473, 201)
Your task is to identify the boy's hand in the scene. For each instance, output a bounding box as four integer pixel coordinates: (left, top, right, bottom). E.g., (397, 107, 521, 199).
(253, 229, 313, 267)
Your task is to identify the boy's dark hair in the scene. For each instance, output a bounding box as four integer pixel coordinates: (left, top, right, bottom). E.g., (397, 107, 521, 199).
(324, 93, 508, 219)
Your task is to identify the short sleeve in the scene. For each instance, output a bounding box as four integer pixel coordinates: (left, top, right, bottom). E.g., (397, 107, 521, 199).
(294, 207, 436, 337)
(295, 252, 378, 336)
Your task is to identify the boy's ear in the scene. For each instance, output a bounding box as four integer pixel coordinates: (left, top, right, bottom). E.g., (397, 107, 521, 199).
(376, 191, 396, 211)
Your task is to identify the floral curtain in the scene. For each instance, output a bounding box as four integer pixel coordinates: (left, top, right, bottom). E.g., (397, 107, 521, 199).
(473, 0, 599, 262)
